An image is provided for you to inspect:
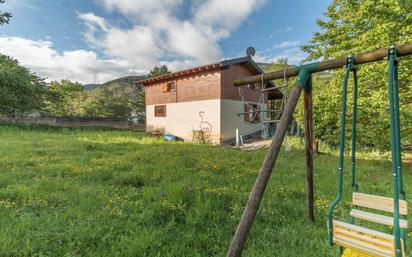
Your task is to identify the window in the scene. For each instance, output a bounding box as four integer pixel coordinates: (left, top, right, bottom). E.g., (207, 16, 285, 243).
(154, 105, 166, 117)
(244, 103, 260, 123)
(167, 82, 176, 92)
(161, 82, 176, 93)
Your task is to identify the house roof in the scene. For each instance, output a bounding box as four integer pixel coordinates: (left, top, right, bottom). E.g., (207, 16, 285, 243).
(138, 56, 282, 99)
(139, 56, 268, 86)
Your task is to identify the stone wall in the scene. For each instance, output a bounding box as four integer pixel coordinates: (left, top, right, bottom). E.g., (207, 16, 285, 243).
(0, 118, 145, 131)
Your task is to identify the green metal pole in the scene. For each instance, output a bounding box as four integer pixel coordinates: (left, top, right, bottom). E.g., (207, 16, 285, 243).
(393, 57, 404, 200)
(349, 66, 359, 226)
(391, 48, 407, 246)
(388, 46, 402, 257)
(351, 67, 359, 193)
(327, 56, 352, 245)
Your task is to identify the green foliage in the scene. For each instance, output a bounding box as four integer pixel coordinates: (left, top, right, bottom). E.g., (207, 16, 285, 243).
(0, 0, 11, 25)
(96, 83, 142, 118)
(0, 54, 47, 116)
(299, 0, 412, 151)
(83, 75, 146, 119)
(43, 80, 85, 117)
(135, 89, 145, 122)
(148, 64, 171, 78)
(44, 79, 145, 119)
(0, 126, 410, 256)
(76, 90, 106, 117)
(259, 61, 288, 73)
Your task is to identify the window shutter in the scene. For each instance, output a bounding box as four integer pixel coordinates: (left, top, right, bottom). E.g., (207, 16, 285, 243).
(161, 84, 168, 92)
(154, 105, 166, 117)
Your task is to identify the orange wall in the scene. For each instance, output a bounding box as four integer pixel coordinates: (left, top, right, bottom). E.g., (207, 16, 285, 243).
(145, 63, 263, 105)
(220, 64, 263, 102)
(145, 70, 220, 105)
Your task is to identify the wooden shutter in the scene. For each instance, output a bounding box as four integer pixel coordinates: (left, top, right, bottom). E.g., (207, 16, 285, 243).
(154, 105, 166, 117)
(161, 84, 168, 93)
(167, 82, 176, 92)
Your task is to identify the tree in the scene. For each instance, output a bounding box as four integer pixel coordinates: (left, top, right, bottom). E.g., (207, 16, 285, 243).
(148, 65, 171, 78)
(99, 85, 132, 118)
(128, 64, 172, 121)
(134, 86, 145, 123)
(82, 82, 142, 118)
(0, 0, 11, 25)
(43, 80, 85, 117)
(0, 54, 47, 116)
(75, 90, 106, 118)
(298, 0, 412, 151)
(276, 58, 289, 67)
(43, 79, 145, 119)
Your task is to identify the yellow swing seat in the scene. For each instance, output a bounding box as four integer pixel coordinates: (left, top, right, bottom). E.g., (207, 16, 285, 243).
(333, 220, 405, 257)
(332, 193, 408, 257)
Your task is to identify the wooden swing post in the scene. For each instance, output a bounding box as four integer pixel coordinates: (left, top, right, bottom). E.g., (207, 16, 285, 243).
(226, 75, 308, 257)
(303, 75, 314, 222)
(227, 43, 412, 257)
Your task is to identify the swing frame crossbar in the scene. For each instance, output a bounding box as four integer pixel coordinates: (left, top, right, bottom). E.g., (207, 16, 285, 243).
(226, 43, 412, 257)
(233, 44, 412, 86)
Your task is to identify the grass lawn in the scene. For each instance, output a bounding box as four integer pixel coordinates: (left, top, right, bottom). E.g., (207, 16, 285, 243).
(0, 125, 410, 257)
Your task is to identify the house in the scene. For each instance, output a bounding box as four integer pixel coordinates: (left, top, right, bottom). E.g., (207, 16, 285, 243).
(139, 56, 282, 144)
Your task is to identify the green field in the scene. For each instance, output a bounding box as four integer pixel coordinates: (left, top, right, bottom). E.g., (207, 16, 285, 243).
(0, 125, 410, 257)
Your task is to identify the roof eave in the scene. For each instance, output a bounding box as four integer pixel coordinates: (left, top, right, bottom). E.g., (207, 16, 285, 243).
(139, 63, 221, 86)
(138, 56, 274, 87)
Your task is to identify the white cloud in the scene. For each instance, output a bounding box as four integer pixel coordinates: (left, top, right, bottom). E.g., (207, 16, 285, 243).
(269, 26, 293, 38)
(277, 26, 293, 33)
(272, 41, 300, 49)
(1, 0, 267, 83)
(82, 0, 266, 69)
(78, 13, 162, 69)
(0, 36, 144, 84)
(96, 0, 182, 20)
(194, 0, 266, 40)
(254, 47, 306, 65)
(3, 0, 39, 10)
(78, 12, 109, 33)
(253, 40, 306, 65)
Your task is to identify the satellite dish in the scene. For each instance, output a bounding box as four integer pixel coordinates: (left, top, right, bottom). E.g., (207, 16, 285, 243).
(246, 47, 256, 57)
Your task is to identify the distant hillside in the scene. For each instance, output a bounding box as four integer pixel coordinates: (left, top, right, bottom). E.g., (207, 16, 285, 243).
(102, 75, 147, 87)
(83, 75, 148, 91)
(83, 65, 293, 91)
(83, 84, 101, 91)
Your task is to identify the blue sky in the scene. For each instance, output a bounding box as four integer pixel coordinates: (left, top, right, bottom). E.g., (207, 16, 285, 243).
(0, 0, 331, 83)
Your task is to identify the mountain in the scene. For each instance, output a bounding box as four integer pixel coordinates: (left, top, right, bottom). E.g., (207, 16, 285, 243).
(83, 84, 101, 91)
(82, 64, 292, 92)
(83, 75, 148, 91)
(102, 75, 148, 87)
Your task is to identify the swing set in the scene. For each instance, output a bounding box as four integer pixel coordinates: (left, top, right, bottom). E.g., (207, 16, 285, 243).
(226, 43, 412, 257)
(237, 67, 289, 138)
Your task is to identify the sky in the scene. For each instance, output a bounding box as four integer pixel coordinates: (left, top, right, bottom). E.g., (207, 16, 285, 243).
(0, 0, 331, 84)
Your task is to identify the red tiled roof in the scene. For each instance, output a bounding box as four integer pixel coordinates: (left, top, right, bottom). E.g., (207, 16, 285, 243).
(139, 62, 222, 86)
(138, 56, 267, 86)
